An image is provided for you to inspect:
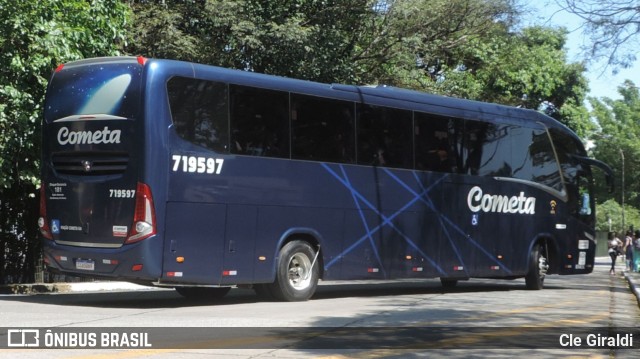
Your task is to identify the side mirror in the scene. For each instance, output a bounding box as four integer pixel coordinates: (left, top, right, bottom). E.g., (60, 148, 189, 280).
(572, 155, 615, 193)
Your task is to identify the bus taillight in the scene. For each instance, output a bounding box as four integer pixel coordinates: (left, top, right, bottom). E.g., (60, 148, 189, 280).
(126, 182, 157, 244)
(38, 184, 53, 240)
(137, 56, 147, 66)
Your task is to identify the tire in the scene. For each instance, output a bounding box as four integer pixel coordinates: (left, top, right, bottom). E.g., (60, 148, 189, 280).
(268, 240, 319, 301)
(525, 244, 548, 290)
(175, 287, 231, 300)
(440, 278, 458, 288)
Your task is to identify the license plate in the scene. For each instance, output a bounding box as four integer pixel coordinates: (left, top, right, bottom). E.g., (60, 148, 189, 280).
(75, 259, 95, 271)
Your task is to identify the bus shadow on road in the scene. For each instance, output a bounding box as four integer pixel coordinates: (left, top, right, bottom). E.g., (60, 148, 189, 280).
(12, 272, 630, 309)
(311, 279, 523, 300)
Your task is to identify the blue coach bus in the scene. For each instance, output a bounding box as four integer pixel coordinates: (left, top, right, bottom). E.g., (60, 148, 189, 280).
(39, 56, 612, 301)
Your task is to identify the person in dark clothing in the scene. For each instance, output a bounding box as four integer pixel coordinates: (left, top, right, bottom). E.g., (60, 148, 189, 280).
(608, 232, 623, 275)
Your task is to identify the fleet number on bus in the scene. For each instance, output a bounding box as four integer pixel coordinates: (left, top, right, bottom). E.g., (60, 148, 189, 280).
(171, 155, 224, 174)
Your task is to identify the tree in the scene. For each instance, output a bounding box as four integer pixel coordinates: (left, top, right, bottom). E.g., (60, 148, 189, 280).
(557, 0, 640, 70)
(0, 0, 129, 284)
(126, 1, 591, 138)
(350, 0, 520, 88)
(589, 81, 640, 216)
(440, 26, 593, 135)
(595, 199, 640, 233)
(368, 2, 593, 136)
(127, 0, 376, 83)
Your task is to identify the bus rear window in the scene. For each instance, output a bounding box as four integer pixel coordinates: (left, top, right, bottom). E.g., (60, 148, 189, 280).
(44, 61, 142, 123)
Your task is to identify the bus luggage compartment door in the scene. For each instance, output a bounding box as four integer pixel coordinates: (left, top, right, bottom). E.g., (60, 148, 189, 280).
(162, 202, 226, 284)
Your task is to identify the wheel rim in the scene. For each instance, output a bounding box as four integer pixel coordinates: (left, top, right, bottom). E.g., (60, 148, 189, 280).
(287, 253, 312, 291)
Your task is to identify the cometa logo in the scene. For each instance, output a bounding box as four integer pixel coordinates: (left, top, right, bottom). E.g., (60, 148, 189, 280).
(57, 127, 121, 145)
(467, 186, 536, 215)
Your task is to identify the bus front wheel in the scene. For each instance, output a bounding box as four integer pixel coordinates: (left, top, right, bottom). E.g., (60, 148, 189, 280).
(525, 244, 548, 290)
(268, 240, 319, 301)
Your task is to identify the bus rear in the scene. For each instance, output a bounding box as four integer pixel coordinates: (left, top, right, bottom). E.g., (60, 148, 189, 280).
(40, 57, 160, 283)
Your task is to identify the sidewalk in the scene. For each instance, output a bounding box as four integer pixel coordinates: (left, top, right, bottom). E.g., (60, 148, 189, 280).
(0, 281, 156, 294)
(623, 270, 640, 304)
(597, 255, 640, 306)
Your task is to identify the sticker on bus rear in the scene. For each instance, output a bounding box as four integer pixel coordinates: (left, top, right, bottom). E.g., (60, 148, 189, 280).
(51, 220, 60, 234)
(113, 226, 128, 237)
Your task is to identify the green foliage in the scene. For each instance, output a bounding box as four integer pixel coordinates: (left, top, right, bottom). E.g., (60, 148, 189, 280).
(0, 0, 129, 283)
(361, 0, 519, 91)
(127, 0, 375, 83)
(595, 199, 640, 234)
(417, 24, 593, 137)
(588, 81, 640, 212)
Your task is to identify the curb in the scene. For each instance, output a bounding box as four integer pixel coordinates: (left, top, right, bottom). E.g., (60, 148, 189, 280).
(623, 271, 640, 307)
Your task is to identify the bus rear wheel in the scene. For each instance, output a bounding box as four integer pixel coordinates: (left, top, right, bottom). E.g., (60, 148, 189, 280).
(268, 240, 319, 301)
(175, 287, 231, 300)
(525, 244, 548, 290)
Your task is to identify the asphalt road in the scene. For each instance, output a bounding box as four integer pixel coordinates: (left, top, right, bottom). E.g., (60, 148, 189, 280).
(1, 258, 638, 358)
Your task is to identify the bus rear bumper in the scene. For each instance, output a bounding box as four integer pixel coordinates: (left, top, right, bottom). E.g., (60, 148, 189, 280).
(42, 237, 162, 284)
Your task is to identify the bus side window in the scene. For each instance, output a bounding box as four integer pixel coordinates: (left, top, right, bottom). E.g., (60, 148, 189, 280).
(357, 105, 412, 168)
(230, 85, 290, 158)
(511, 127, 563, 193)
(414, 113, 458, 173)
(291, 94, 355, 163)
(167, 77, 230, 153)
(463, 121, 511, 177)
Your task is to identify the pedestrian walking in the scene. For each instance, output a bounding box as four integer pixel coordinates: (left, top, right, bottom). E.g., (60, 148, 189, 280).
(608, 232, 623, 275)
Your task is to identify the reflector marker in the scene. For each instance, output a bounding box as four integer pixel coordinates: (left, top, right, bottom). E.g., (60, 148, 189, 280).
(490, 266, 500, 270)
(412, 267, 423, 272)
(367, 268, 379, 273)
(222, 270, 237, 276)
(453, 266, 464, 271)
(56, 256, 68, 262)
(167, 272, 183, 277)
